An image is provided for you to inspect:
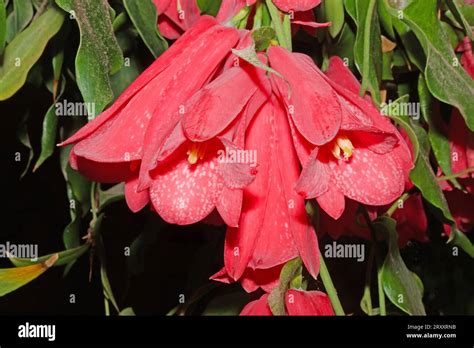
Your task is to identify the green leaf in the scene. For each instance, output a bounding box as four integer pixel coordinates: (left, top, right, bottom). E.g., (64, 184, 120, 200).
(445, 0, 473, 40)
(418, 76, 461, 189)
(251, 26, 275, 51)
(383, 95, 419, 162)
(5, 0, 33, 43)
(232, 44, 284, 79)
(123, 0, 168, 58)
(94, 213, 120, 313)
(344, 0, 357, 23)
(110, 55, 141, 99)
(0, 6, 65, 100)
(327, 23, 356, 70)
(16, 112, 34, 178)
(55, 0, 123, 117)
(98, 183, 124, 211)
(324, 0, 344, 38)
(267, 257, 302, 315)
(33, 77, 66, 171)
(392, 19, 424, 71)
(374, 216, 426, 315)
(385, 0, 474, 130)
(448, 226, 474, 258)
(119, 307, 135, 316)
(10, 244, 89, 267)
(377, 0, 395, 39)
(0, 0, 6, 54)
(197, 0, 222, 16)
(409, 122, 454, 222)
(353, 0, 382, 104)
(0, 254, 58, 297)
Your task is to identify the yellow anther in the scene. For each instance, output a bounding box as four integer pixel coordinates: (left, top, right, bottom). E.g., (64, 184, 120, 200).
(330, 135, 354, 161)
(187, 142, 207, 164)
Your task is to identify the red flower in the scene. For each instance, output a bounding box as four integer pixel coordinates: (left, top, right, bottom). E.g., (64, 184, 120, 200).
(147, 60, 270, 225)
(240, 289, 334, 315)
(212, 95, 320, 288)
(60, 17, 240, 213)
(154, 0, 201, 39)
(269, 48, 413, 219)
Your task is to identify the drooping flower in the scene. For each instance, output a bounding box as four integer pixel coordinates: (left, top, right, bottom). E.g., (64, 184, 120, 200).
(240, 289, 334, 315)
(269, 48, 413, 219)
(154, 0, 201, 39)
(60, 17, 240, 213)
(147, 59, 271, 226)
(212, 95, 320, 288)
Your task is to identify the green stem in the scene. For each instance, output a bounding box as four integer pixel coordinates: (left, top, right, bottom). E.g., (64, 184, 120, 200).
(384, 192, 410, 217)
(319, 250, 345, 315)
(265, 0, 292, 51)
(437, 166, 474, 182)
(361, 246, 375, 315)
(377, 261, 386, 316)
(253, 1, 264, 29)
(361, 207, 386, 316)
(91, 182, 98, 219)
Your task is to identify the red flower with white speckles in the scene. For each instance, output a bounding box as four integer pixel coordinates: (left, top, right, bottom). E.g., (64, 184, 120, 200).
(269, 48, 413, 219)
(60, 17, 241, 214)
(147, 60, 270, 225)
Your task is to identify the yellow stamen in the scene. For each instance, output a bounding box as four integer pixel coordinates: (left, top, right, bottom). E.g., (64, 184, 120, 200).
(331, 135, 354, 161)
(187, 142, 207, 164)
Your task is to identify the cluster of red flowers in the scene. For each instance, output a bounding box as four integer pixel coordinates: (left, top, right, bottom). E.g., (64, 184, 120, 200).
(59, 0, 472, 315)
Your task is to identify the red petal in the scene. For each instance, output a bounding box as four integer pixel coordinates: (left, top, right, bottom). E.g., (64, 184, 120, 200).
(161, 0, 200, 35)
(216, 0, 247, 23)
(125, 177, 150, 212)
(70, 149, 135, 183)
(325, 56, 362, 95)
(60, 16, 217, 147)
(295, 148, 330, 198)
(224, 97, 319, 280)
(330, 147, 405, 206)
(139, 25, 240, 190)
(269, 46, 342, 145)
(182, 66, 264, 142)
(240, 294, 273, 316)
(272, 0, 321, 12)
(149, 146, 223, 225)
(158, 15, 183, 39)
(216, 186, 243, 227)
(316, 183, 346, 220)
(393, 193, 428, 247)
(153, 0, 172, 14)
(217, 137, 257, 189)
(285, 290, 334, 315)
